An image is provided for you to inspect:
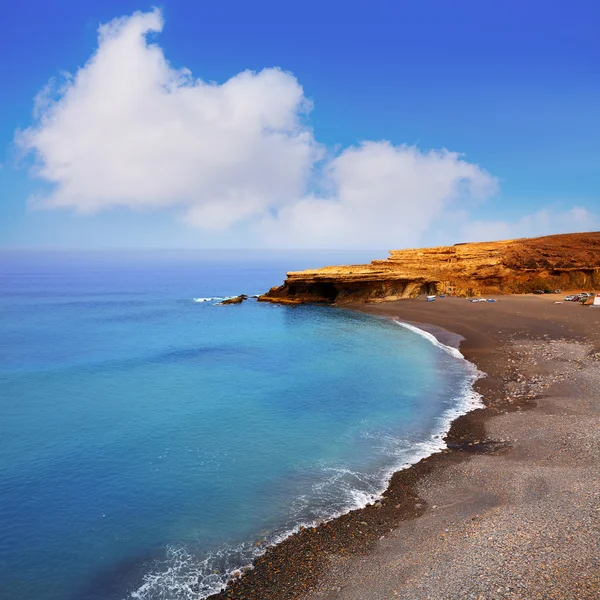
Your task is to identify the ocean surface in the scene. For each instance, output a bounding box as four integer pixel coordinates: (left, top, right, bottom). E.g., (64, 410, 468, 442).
(0, 250, 480, 600)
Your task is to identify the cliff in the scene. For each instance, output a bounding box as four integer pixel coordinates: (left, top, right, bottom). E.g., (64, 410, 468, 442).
(258, 232, 600, 305)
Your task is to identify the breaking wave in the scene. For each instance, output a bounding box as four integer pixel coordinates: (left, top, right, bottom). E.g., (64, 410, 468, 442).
(394, 320, 464, 359)
(192, 297, 223, 303)
(130, 545, 251, 600)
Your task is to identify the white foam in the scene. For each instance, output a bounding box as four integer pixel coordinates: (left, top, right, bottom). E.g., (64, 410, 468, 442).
(192, 296, 242, 304)
(322, 319, 485, 513)
(192, 297, 221, 303)
(130, 544, 256, 600)
(393, 320, 464, 359)
(192, 296, 241, 304)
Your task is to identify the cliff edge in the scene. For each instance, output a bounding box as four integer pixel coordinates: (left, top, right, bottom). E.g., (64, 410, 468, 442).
(258, 232, 600, 305)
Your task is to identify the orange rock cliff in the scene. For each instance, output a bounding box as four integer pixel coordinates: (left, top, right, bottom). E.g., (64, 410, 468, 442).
(258, 232, 600, 305)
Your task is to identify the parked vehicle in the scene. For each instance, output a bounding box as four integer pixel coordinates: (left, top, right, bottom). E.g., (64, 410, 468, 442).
(564, 295, 575, 301)
(533, 290, 544, 294)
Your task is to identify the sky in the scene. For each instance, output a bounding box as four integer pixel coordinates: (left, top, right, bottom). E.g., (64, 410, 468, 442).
(1, 0, 599, 250)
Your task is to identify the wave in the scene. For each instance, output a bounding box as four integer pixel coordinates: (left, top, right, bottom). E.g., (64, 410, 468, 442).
(192, 297, 223, 303)
(130, 545, 252, 600)
(393, 320, 464, 359)
(129, 319, 484, 600)
(192, 296, 244, 304)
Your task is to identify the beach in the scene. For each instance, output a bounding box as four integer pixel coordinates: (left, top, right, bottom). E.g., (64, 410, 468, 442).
(210, 295, 600, 599)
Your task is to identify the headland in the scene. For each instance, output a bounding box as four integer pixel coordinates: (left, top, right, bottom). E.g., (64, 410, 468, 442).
(258, 232, 600, 304)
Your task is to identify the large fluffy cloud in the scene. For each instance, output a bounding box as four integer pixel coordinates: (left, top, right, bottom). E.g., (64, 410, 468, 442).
(17, 9, 319, 230)
(18, 8, 503, 247)
(261, 142, 497, 247)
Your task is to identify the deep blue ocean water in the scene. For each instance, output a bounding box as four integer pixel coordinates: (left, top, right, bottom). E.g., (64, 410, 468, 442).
(0, 251, 480, 600)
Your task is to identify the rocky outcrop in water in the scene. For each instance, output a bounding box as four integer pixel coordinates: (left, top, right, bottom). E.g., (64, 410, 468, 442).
(218, 295, 248, 305)
(258, 232, 600, 304)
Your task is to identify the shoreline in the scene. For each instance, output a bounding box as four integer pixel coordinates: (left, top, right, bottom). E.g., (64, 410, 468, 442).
(209, 296, 600, 600)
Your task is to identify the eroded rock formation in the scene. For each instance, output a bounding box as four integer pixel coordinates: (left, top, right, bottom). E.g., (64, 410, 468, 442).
(258, 232, 600, 305)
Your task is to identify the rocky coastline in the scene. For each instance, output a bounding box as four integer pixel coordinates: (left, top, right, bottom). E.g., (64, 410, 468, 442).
(258, 232, 600, 305)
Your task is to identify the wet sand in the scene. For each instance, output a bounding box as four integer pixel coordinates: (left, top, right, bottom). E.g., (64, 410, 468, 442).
(210, 295, 600, 600)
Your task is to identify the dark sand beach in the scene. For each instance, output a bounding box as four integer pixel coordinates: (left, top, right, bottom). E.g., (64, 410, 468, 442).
(210, 295, 600, 600)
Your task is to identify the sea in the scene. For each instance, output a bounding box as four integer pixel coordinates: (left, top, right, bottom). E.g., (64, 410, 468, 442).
(0, 250, 481, 600)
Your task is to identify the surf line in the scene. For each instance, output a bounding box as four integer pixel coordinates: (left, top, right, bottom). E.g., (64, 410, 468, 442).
(393, 320, 465, 360)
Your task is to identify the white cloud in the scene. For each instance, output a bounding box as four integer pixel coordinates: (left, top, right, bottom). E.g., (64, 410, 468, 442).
(17, 9, 320, 230)
(23, 8, 596, 250)
(260, 142, 497, 247)
(460, 206, 599, 243)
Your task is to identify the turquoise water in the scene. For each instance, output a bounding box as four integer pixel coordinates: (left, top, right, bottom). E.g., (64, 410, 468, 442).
(0, 251, 479, 600)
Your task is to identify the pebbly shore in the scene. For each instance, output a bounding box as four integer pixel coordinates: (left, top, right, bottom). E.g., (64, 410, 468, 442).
(209, 295, 600, 600)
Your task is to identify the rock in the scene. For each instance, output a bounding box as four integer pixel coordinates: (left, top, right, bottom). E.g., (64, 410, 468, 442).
(257, 232, 600, 305)
(218, 295, 248, 305)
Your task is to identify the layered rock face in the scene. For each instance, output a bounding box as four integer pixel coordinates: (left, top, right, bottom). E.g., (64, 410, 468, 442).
(258, 232, 600, 305)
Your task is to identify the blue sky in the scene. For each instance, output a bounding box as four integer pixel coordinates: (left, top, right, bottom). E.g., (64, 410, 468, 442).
(1, 0, 599, 249)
